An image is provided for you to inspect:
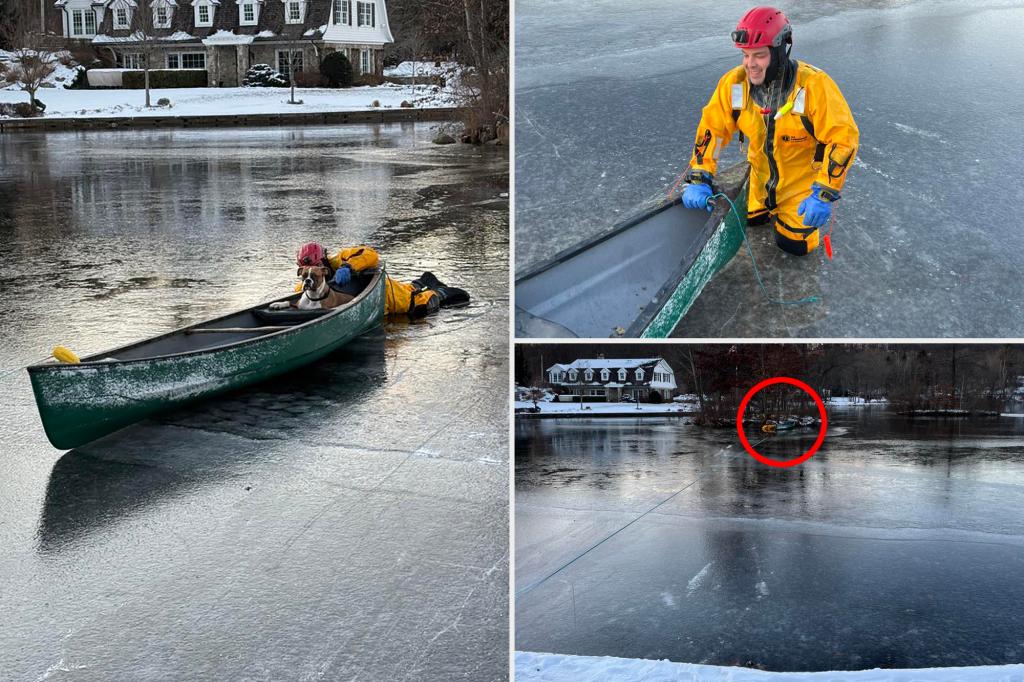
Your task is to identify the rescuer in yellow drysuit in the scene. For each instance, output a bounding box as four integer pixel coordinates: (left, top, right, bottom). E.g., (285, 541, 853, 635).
(682, 6, 859, 256)
(294, 243, 468, 317)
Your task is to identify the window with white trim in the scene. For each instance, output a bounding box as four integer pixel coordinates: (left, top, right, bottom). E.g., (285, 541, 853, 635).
(114, 7, 130, 28)
(600, 369, 610, 381)
(332, 0, 349, 25)
(70, 8, 97, 36)
(360, 48, 371, 74)
(277, 49, 303, 80)
(120, 52, 144, 68)
(618, 368, 626, 381)
(584, 369, 593, 382)
(167, 53, 179, 68)
(240, 2, 256, 24)
(181, 52, 205, 68)
(635, 368, 645, 381)
(356, 0, 373, 26)
(195, 3, 212, 26)
(568, 370, 578, 382)
(153, 3, 172, 28)
(285, 0, 301, 22)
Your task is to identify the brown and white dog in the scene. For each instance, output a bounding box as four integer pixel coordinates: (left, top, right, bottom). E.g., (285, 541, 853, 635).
(270, 266, 354, 310)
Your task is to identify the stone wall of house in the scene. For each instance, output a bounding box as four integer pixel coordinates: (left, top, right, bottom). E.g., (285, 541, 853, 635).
(206, 45, 246, 87)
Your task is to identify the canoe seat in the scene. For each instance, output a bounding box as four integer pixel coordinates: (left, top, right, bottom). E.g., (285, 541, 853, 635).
(253, 308, 330, 325)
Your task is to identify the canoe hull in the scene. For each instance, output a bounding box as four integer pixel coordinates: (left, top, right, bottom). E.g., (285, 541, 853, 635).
(515, 162, 750, 339)
(28, 272, 384, 449)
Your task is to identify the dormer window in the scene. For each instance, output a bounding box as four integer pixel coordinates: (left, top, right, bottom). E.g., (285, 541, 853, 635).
(618, 368, 626, 381)
(601, 369, 610, 381)
(282, 0, 305, 23)
(568, 370, 578, 382)
(584, 369, 593, 382)
(356, 0, 373, 27)
(635, 368, 645, 381)
(193, 0, 215, 26)
(151, 0, 174, 28)
(113, 5, 131, 28)
(332, 0, 350, 25)
(70, 8, 98, 36)
(237, 0, 259, 25)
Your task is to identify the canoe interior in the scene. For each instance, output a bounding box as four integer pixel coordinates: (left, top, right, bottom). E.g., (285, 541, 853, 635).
(514, 163, 749, 338)
(75, 274, 374, 363)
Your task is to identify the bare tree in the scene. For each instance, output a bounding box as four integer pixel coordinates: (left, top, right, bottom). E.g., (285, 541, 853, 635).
(122, 0, 174, 107)
(0, 1, 58, 113)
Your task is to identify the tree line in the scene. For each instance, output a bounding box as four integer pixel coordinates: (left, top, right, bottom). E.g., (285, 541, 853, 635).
(516, 344, 1024, 418)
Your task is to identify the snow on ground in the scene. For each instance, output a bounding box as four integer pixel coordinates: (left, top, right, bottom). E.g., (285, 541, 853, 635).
(385, 60, 461, 78)
(515, 651, 1024, 681)
(514, 400, 696, 414)
(826, 397, 889, 406)
(0, 82, 460, 118)
(0, 49, 83, 91)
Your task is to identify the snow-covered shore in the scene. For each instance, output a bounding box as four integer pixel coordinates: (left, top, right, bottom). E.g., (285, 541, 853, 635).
(515, 651, 1024, 681)
(514, 400, 696, 415)
(0, 57, 464, 119)
(0, 82, 458, 119)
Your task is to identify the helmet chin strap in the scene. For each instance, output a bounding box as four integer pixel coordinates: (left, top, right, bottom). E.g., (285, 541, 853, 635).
(764, 41, 792, 85)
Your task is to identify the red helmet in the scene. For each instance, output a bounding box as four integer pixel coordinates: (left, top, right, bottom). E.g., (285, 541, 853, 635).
(296, 241, 326, 266)
(732, 6, 792, 49)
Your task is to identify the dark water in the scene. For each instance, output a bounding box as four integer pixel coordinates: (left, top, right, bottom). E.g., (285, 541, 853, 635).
(515, 409, 1024, 671)
(515, 0, 1024, 337)
(0, 124, 509, 680)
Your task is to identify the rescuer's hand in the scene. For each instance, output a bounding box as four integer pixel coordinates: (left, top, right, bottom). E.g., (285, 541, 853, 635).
(682, 183, 713, 212)
(797, 186, 836, 228)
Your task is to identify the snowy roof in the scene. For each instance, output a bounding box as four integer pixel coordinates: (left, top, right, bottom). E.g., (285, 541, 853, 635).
(256, 29, 275, 37)
(549, 358, 664, 371)
(202, 29, 254, 44)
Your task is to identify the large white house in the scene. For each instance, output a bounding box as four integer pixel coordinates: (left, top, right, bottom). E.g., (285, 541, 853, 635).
(50, 0, 393, 86)
(547, 358, 677, 402)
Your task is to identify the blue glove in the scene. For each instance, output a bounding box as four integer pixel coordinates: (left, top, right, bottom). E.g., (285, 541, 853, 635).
(682, 182, 713, 212)
(797, 184, 837, 228)
(333, 264, 352, 286)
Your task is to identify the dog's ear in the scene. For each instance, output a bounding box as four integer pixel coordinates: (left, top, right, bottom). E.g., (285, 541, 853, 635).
(297, 267, 303, 277)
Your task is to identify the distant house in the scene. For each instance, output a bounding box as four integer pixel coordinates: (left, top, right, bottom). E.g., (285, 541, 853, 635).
(53, 0, 393, 86)
(547, 358, 677, 402)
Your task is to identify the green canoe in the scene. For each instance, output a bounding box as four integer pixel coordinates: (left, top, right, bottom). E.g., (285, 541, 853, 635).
(28, 268, 385, 450)
(515, 162, 750, 338)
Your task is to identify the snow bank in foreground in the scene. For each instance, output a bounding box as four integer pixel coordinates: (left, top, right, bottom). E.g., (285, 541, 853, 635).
(515, 651, 1024, 681)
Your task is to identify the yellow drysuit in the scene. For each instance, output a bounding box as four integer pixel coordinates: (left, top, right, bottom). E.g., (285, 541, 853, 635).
(297, 246, 439, 316)
(689, 62, 859, 255)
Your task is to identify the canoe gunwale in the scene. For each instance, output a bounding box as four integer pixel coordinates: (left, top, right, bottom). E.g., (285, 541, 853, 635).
(26, 267, 385, 375)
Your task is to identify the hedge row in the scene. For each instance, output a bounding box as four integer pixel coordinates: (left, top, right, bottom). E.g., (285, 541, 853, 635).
(122, 69, 208, 89)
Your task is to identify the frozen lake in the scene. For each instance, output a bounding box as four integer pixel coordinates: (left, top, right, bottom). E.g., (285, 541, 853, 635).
(0, 124, 509, 680)
(515, 0, 1024, 336)
(515, 410, 1024, 671)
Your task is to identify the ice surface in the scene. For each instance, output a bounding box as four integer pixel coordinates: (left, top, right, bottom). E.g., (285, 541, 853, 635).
(516, 412, 1024, 671)
(0, 126, 509, 680)
(515, 0, 1024, 336)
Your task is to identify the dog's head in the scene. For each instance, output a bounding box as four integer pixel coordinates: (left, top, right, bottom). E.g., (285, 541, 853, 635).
(297, 265, 330, 292)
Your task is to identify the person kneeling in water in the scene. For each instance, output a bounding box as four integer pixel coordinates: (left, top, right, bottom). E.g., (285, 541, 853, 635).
(294, 242, 469, 317)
